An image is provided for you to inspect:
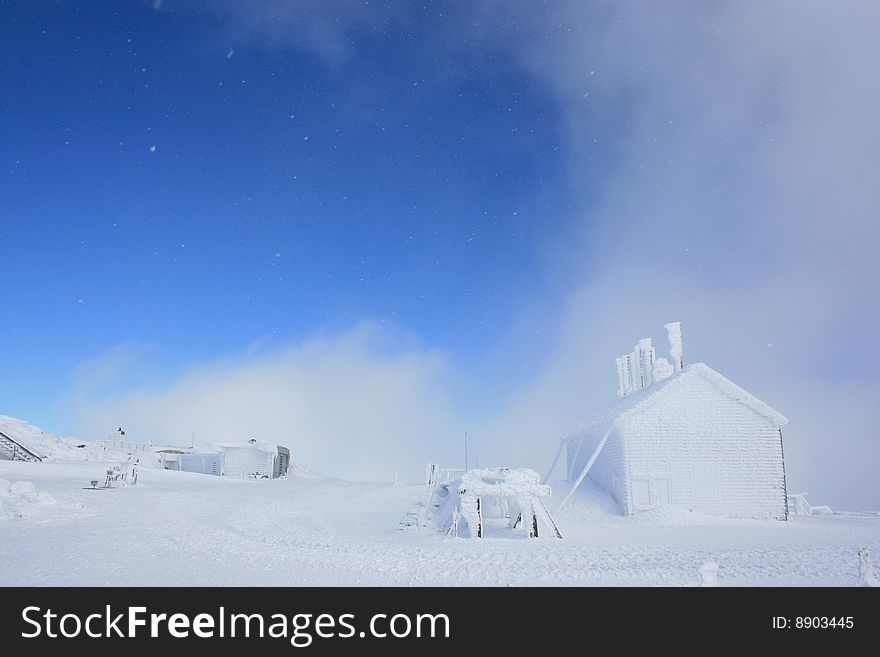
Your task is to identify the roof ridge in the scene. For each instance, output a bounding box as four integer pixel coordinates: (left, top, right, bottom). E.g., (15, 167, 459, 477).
(688, 363, 788, 426)
(567, 362, 787, 438)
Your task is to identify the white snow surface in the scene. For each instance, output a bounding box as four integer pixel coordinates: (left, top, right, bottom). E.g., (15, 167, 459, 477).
(1, 460, 877, 586)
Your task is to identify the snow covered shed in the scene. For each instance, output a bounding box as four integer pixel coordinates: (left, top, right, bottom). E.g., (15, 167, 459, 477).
(212, 443, 273, 478)
(563, 324, 789, 520)
(212, 440, 290, 479)
(157, 440, 290, 478)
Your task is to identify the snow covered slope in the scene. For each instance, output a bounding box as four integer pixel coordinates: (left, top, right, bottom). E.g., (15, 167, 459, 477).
(0, 415, 155, 465)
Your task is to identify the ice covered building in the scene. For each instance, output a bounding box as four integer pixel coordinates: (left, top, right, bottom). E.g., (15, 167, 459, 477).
(559, 323, 789, 520)
(160, 440, 291, 479)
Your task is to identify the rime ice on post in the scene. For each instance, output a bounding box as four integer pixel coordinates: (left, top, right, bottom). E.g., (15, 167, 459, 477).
(446, 506, 460, 537)
(457, 487, 484, 538)
(665, 321, 684, 371)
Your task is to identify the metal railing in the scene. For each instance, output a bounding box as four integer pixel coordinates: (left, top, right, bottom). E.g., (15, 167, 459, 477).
(0, 431, 43, 462)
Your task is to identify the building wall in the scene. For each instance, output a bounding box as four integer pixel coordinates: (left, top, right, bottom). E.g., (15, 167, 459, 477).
(221, 446, 274, 478)
(590, 431, 629, 513)
(274, 446, 290, 479)
(179, 453, 221, 476)
(621, 375, 787, 519)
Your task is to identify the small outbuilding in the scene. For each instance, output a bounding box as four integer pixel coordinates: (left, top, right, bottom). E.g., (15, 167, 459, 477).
(157, 440, 290, 478)
(211, 440, 290, 479)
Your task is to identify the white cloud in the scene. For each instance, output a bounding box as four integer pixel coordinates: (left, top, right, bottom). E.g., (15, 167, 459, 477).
(66, 323, 462, 481)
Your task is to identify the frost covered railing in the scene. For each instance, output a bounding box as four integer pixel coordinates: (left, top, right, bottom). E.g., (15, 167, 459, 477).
(787, 493, 832, 517)
(96, 439, 154, 453)
(0, 430, 43, 462)
(406, 465, 562, 539)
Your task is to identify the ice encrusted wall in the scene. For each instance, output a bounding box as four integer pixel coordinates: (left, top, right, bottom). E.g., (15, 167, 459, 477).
(621, 374, 787, 519)
(221, 447, 274, 478)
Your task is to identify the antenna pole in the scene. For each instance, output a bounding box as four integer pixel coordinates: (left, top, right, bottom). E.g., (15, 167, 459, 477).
(464, 431, 468, 471)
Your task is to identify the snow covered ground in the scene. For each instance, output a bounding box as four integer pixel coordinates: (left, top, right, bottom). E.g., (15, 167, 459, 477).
(1, 459, 877, 586)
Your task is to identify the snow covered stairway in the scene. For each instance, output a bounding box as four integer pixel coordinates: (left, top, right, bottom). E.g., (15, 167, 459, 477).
(400, 463, 448, 530)
(418, 463, 441, 527)
(0, 430, 43, 462)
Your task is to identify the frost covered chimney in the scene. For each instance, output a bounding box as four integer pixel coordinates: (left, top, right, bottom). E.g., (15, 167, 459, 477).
(665, 322, 684, 371)
(622, 354, 634, 396)
(630, 342, 643, 391)
(639, 338, 655, 388)
(616, 328, 676, 397)
(615, 357, 627, 398)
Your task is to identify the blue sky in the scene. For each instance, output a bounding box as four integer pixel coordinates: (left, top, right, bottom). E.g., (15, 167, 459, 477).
(1, 1, 878, 507)
(1, 0, 581, 418)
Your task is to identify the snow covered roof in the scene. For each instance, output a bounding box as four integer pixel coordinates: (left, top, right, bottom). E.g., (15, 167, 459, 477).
(208, 440, 280, 454)
(567, 363, 788, 440)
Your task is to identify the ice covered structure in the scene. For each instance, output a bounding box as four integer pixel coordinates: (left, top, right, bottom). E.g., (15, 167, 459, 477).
(160, 439, 292, 479)
(405, 465, 562, 539)
(553, 323, 790, 520)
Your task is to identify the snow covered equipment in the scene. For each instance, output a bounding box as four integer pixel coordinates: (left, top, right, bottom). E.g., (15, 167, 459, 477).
(97, 464, 129, 489)
(407, 466, 562, 539)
